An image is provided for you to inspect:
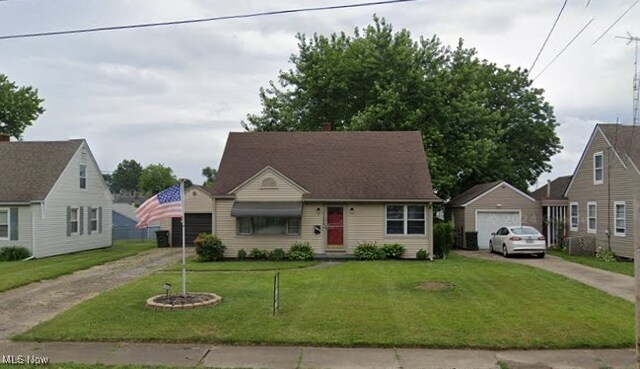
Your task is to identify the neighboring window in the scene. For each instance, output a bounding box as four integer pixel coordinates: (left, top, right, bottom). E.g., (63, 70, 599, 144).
(593, 152, 603, 184)
(385, 205, 426, 235)
(261, 178, 277, 188)
(587, 202, 597, 234)
(570, 202, 579, 231)
(70, 207, 79, 234)
(614, 201, 626, 237)
(80, 164, 87, 189)
(90, 208, 98, 232)
(0, 209, 8, 239)
(236, 217, 300, 235)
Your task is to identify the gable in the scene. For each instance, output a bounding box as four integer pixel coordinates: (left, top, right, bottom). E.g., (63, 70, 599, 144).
(184, 186, 214, 212)
(231, 166, 307, 202)
(467, 182, 537, 208)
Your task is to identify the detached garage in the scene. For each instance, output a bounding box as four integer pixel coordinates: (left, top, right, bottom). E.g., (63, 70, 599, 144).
(445, 180, 541, 249)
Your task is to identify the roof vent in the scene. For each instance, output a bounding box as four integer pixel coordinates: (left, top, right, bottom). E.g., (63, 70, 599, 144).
(0, 134, 10, 142)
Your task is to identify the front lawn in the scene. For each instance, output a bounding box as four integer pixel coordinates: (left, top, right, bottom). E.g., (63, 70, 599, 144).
(548, 249, 634, 276)
(0, 240, 155, 292)
(163, 256, 318, 271)
(18, 254, 634, 349)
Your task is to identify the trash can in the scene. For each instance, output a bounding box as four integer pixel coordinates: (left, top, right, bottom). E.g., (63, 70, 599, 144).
(155, 230, 170, 248)
(464, 231, 478, 250)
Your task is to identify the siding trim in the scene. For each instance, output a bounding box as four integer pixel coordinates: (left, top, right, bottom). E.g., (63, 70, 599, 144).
(461, 182, 536, 207)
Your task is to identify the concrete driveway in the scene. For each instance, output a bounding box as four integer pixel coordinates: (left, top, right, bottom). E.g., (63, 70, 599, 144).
(456, 250, 634, 302)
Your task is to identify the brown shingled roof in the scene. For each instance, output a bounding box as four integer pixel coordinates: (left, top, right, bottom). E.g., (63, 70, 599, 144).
(447, 180, 503, 206)
(598, 124, 640, 169)
(212, 131, 438, 201)
(531, 175, 572, 201)
(0, 139, 83, 202)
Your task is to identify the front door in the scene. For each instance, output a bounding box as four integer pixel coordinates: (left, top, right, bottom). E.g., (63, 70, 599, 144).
(327, 207, 344, 247)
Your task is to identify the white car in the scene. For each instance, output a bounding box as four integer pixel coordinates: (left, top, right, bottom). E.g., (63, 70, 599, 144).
(489, 226, 546, 258)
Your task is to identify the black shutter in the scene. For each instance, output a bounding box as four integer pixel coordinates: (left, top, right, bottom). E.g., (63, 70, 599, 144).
(79, 207, 84, 235)
(9, 208, 18, 241)
(66, 206, 71, 237)
(87, 206, 93, 235)
(98, 207, 103, 234)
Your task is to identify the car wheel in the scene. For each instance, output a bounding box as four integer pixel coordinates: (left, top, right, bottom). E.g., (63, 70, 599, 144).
(537, 252, 545, 259)
(489, 242, 493, 253)
(502, 244, 509, 258)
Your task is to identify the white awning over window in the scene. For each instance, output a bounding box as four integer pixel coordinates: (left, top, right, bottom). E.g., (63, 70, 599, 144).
(230, 202, 302, 217)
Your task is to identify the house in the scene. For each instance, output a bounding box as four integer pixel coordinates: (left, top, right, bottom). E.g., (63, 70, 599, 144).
(0, 134, 113, 258)
(445, 180, 540, 249)
(165, 185, 215, 246)
(169, 130, 439, 257)
(530, 175, 572, 246)
(112, 202, 159, 241)
(563, 123, 640, 259)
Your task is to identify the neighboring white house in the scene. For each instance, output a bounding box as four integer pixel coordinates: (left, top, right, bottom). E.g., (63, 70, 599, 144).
(0, 134, 113, 258)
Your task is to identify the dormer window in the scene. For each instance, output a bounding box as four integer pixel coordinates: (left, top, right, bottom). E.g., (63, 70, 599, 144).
(593, 152, 603, 185)
(80, 164, 87, 189)
(261, 177, 277, 189)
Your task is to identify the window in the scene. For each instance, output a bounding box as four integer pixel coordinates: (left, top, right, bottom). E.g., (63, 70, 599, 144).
(587, 202, 597, 234)
(79, 164, 87, 189)
(236, 217, 300, 235)
(615, 201, 626, 237)
(70, 207, 79, 234)
(90, 208, 98, 232)
(593, 152, 603, 184)
(385, 205, 426, 235)
(570, 202, 579, 231)
(0, 209, 8, 239)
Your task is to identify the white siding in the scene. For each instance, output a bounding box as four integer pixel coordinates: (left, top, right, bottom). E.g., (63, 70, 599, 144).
(37, 141, 113, 257)
(0, 205, 33, 251)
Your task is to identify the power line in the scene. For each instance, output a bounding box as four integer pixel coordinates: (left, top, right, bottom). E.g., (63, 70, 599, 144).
(593, 0, 639, 45)
(529, 0, 568, 74)
(532, 18, 594, 81)
(0, 0, 419, 40)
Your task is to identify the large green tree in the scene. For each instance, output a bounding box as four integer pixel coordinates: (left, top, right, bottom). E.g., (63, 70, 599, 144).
(139, 164, 178, 196)
(112, 159, 143, 195)
(0, 74, 45, 139)
(202, 166, 217, 187)
(244, 17, 561, 199)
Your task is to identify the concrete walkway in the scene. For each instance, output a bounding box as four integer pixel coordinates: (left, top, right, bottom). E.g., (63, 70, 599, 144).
(0, 341, 635, 369)
(455, 250, 635, 302)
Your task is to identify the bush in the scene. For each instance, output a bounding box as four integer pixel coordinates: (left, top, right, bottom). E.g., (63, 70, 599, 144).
(237, 249, 247, 259)
(0, 246, 32, 261)
(381, 243, 405, 259)
(287, 242, 314, 261)
(354, 242, 386, 260)
(249, 248, 268, 260)
(595, 246, 616, 262)
(433, 222, 454, 258)
(268, 248, 287, 261)
(194, 233, 226, 261)
(416, 249, 429, 260)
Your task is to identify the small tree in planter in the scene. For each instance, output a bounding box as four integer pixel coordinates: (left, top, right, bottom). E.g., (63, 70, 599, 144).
(194, 233, 226, 261)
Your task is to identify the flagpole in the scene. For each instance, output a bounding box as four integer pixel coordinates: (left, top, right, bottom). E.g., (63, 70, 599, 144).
(180, 180, 186, 296)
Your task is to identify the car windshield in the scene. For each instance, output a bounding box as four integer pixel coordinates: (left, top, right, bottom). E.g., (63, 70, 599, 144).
(510, 227, 539, 235)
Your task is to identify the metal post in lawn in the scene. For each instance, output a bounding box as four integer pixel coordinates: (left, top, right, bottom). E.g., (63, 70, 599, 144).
(180, 180, 187, 297)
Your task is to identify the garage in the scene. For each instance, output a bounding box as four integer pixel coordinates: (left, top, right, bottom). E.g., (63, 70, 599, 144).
(171, 213, 212, 246)
(476, 211, 521, 249)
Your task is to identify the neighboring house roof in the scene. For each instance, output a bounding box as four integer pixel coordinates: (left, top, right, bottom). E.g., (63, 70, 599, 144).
(113, 194, 148, 205)
(0, 139, 84, 202)
(531, 175, 572, 201)
(113, 203, 139, 221)
(447, 180, 535, 207)
(212, 131, 439, 201)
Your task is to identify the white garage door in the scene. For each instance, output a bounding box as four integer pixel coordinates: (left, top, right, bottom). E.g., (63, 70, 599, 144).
(476, 211, 521, 249)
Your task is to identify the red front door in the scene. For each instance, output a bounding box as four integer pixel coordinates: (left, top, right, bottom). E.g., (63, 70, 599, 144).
(327, 207, 344, 247)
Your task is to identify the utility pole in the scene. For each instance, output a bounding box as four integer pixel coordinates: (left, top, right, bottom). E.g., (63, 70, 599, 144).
(616, 33, 640, 125)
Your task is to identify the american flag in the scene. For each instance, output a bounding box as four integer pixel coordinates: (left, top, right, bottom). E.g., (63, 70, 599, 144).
(135, 184, 182, 228)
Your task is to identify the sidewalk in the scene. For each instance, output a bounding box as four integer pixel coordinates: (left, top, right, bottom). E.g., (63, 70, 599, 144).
(0, 341, 635, 369)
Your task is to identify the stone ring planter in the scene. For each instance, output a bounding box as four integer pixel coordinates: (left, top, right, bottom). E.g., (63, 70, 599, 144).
(146, 292, 222, 310)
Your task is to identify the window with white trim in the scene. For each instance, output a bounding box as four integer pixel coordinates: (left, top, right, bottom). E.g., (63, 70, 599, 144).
(90, 208, 98, 232)
(614, 201, 626, 236)
(0, 209, 8, 239)
(587, 202, 597, 234)
(593, 152, 603, 185)
(385, 205, 426, 235)
(79, 164, 87, 189)
(570, 202, 578, 231)
(70, 207, 79, 234)
(236, 217, 301, 235)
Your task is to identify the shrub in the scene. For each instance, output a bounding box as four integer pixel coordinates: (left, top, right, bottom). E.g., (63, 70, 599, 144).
(194, 233, 226, 261)
(416, 249, 429, 260)
(381, 243, 405, 259)
(237, 249, 247, 259)
(354, 242, 386, 260)
(287, 242, 314, 261)
(268, 248, 287, 261)
(0, 246, 32, 261)
(249, 248, 268, 260)
(595, 246, 616, 262)
(433, 222, 454, 258)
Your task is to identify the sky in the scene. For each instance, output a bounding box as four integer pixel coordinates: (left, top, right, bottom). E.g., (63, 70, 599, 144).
(0, 0, 638, 191)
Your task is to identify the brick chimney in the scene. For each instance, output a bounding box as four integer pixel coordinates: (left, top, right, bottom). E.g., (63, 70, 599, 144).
(322, 122, 332, 131)
(546, 179, 551, 198)
(0, 134, 10, 142)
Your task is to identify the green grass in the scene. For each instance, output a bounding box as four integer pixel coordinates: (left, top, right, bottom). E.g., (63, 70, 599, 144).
(18, 254, 634, 349)
(0, 240, 155, 292)
(163, 256, 319, 271)
(548, 249, 634, 276)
